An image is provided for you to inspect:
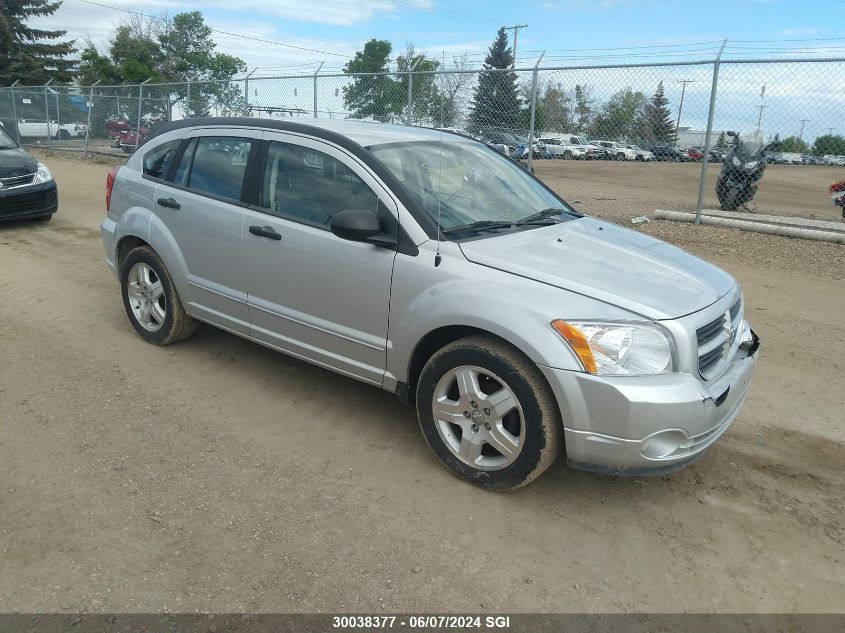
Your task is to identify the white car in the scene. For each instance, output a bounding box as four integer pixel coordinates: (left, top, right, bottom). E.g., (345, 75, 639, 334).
(538, 137, 587, 160)
(595, 141, 637, 161)
(624, 144, 654, 161)
(17, 119, 86, 140)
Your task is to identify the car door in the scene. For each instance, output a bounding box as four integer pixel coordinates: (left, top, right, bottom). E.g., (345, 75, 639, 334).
(150, 130, 259, 335)
(242, 133, 397, 386)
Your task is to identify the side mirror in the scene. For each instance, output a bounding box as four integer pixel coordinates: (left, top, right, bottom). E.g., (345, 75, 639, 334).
(726, 131, 736, 137)
(330, 209, 396, 247)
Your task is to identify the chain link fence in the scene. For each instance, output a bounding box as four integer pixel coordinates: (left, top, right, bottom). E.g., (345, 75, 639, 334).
(2, 57, 843, 222)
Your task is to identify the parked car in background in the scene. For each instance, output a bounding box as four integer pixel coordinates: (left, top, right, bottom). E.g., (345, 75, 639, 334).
(623, 144, 654, 161)
(801, 155, 821, 165)
(476, 129, 519, 155)
(648, 144, 684, 161)
(17, 119, 86, 140)
(594, 141, 637, 161)
(823, 155, 845, 166)
(102, 117, 759, 489)
(512, 135, 543, 160)
(684, 147, 705, 162)
(565, 135, 602, 159)
(538, 137, 587, 159)
(0, 123, 58, 222)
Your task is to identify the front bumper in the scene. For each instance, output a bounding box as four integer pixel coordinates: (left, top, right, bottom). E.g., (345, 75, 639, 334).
(0, 181, 58, 221)
(539, 332, 759, 475)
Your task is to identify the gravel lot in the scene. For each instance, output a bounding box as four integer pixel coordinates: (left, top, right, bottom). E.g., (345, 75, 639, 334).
(0, 153, 843, 614)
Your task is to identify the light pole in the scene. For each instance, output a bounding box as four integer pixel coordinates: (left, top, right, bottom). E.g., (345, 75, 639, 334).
(674, 79, 694, 144)
(799, 118, 810, 141)
(504, 24, 528, 68)
(755, 104, 768, 138)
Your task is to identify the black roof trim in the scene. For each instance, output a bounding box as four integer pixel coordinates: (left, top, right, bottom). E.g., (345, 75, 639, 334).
(146, 117, 439, 239)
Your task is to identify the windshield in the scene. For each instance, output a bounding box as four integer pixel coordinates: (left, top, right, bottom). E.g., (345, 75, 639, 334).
(369, 140, 573, 234)
(0, 125, 17, 149)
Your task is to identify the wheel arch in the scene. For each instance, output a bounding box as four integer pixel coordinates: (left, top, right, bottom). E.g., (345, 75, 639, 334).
(404, 325, 543, 406)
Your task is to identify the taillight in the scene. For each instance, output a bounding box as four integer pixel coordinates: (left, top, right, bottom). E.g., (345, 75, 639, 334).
(106, 166, 120, 212)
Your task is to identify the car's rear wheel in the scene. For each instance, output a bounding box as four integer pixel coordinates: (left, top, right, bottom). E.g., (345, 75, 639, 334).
(563, 150, 572, 160)
(120, 246, 197, 345)
(415, 335, 562, 490)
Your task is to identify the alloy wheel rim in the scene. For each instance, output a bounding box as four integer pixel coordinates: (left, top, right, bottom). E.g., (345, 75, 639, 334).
(431, 365, 525, 470)
(126, 262, 166, 332)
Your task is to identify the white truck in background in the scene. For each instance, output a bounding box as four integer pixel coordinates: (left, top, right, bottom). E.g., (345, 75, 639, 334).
(16, 119, 87, 140)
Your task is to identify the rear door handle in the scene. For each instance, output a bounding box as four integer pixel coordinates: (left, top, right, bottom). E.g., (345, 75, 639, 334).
(157, 197, 180, 209)
(249, 225, 282, 241)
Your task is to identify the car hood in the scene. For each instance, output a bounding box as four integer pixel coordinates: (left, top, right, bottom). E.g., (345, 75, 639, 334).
(0, 147, 38, 178)
(458, 217, 735, 319)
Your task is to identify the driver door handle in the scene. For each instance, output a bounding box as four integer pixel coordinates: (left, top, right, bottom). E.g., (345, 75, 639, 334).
(157, 197, 180, 209)
(249, 225, 282, 241)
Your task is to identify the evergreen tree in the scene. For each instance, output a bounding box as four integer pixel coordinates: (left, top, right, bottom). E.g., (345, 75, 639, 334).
(0, 0, 76, 85)
(468, 28, 520, 132)
(343, 39, 402, 122)
(715, 131, 728, 148)
(643, 81, 674, 142)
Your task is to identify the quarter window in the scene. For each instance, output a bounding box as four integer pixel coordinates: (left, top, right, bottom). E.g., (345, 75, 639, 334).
(187, 137, 253, 202)
(142, 140, 180, 179)
(259, 141, 378, 226)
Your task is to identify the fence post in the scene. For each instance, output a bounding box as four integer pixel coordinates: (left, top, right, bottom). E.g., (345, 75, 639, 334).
(527, 51, 545, 173)
(44, 79, 53, 149)
(407, 58, 422, 126)
(186, 78, 191, 117)
(9, 80, 20, 143)
(136, 78, 151, 153)
(313, 62, 323, 118)
(695, 39, 727, 225)
(84, 80, 100, 157)
(244, 68, 257, 115)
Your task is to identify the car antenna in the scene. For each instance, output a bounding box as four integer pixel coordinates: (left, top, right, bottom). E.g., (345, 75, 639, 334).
(434, 52, 445, 268)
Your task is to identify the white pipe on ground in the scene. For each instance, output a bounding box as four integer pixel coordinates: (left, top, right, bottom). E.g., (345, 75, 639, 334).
(653, 210, 845, 245)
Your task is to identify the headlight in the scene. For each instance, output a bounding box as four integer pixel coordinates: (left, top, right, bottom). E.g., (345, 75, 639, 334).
(32, 162, 53, 184)
(732, 156, 742, 167)
(743, 160, 759, 169)
(551, 320, 675, 375)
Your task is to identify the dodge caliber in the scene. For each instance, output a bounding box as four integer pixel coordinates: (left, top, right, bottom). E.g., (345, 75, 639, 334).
(101, 118, 759, 489)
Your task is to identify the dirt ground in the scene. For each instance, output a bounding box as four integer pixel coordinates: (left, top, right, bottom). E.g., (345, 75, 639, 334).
(533, 159, 845, 223)
(1, 154, 843, 614)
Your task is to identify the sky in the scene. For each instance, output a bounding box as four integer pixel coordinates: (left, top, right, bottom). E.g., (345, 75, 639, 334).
(26, 0, 845, 141)
(31, 0, 845, 73)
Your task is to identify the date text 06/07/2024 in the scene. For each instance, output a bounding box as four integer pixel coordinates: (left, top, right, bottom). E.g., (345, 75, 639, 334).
(332, 615, 512, 629)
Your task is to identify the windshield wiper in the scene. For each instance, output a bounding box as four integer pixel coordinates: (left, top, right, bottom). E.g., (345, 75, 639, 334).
(515, 207, 583, 225)
(441, 220, 515, 235)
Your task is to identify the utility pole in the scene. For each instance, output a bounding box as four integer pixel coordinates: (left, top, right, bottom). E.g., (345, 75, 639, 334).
(755, 104, 768, 138)
(798, 119, 810, 141)
(674, 79, 694, 144)
(504, 24, 528, 68)
(827, 127, 836, 135)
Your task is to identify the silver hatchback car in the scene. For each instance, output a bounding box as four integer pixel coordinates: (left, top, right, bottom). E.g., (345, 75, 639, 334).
(101, 118, 759, 489)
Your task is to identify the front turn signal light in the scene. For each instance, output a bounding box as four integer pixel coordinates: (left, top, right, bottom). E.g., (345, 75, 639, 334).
(551, 320, 597, 374)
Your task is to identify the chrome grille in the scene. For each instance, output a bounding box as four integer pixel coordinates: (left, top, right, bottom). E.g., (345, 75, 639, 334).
(0, 173, 35, 188)
(697, 298, 742, 379)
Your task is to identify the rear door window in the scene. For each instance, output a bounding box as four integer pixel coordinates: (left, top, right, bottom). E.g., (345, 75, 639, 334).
(186, 137, 253, 202)
(142, 140, 180, 180)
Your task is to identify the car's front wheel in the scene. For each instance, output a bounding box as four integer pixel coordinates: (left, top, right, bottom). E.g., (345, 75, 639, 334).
(120, 246, 197, 345)
(416, 335, 562, 490)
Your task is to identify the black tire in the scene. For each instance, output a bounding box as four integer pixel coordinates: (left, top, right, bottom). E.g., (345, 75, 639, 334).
(33, 214, 53, 222)
(120, 245, 197, 345)
(616, 152, 625, 161)
(415, 335, 562, 490)
(563, 150, 572, 160)
(720, 187, 740, 211)
(56, 129, 71, 140)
